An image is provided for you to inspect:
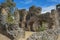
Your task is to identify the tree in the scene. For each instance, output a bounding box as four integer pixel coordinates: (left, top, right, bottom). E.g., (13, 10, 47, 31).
(1, 0, 16, 14)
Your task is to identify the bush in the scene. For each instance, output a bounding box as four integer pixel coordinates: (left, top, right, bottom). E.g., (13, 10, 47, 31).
(39, 26, 46, 31)
(37, 22, 46, 31)
(7, 15, 14, 24)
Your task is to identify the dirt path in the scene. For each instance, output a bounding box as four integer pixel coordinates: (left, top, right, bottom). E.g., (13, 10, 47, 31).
(0, 31, 34, 40)
(19, 31, 35, 40)
(0, 34, 10, 40)
(57, 34, 60, 40)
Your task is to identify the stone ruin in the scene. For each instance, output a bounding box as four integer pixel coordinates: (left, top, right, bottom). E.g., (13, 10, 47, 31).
(27, 4, 60, 40)
(0, 1, 60, 40)
(26, 4, 60, 31)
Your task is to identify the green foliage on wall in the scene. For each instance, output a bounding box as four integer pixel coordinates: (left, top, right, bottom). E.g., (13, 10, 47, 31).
(38, 22, 46, 31)
(7, 13, 14, 24)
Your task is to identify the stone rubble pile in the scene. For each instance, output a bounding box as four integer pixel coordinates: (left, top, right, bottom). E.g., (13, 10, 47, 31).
(27, 29, 60, 40)
(6, 24, 25, 40)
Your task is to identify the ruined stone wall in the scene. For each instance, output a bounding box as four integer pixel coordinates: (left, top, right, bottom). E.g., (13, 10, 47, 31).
(21, 9, 28, 29)
(9, 8, 25, 40)
(14, 8, 20, 25)
(1, 7, 9, 25)
(26, 6, 42, 31)
(0, 3, 60, 40)
(27, 7, 60, 39)
(0, 7, 25, 40)
(29, 6, 42, 16)
(50, 9, 57, 30)
(56, 4, 60, 28)
(39, 12, 53, 29)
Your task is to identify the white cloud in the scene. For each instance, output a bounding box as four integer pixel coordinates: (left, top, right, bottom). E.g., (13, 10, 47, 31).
(47, 0, 60, 3)
(42, 5, 56, 13)
(51, 0, 60, 2)
(19, 0, 32, 4)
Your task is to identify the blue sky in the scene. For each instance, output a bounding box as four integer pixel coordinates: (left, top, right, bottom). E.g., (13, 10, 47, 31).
(0, 0, 60, 13)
